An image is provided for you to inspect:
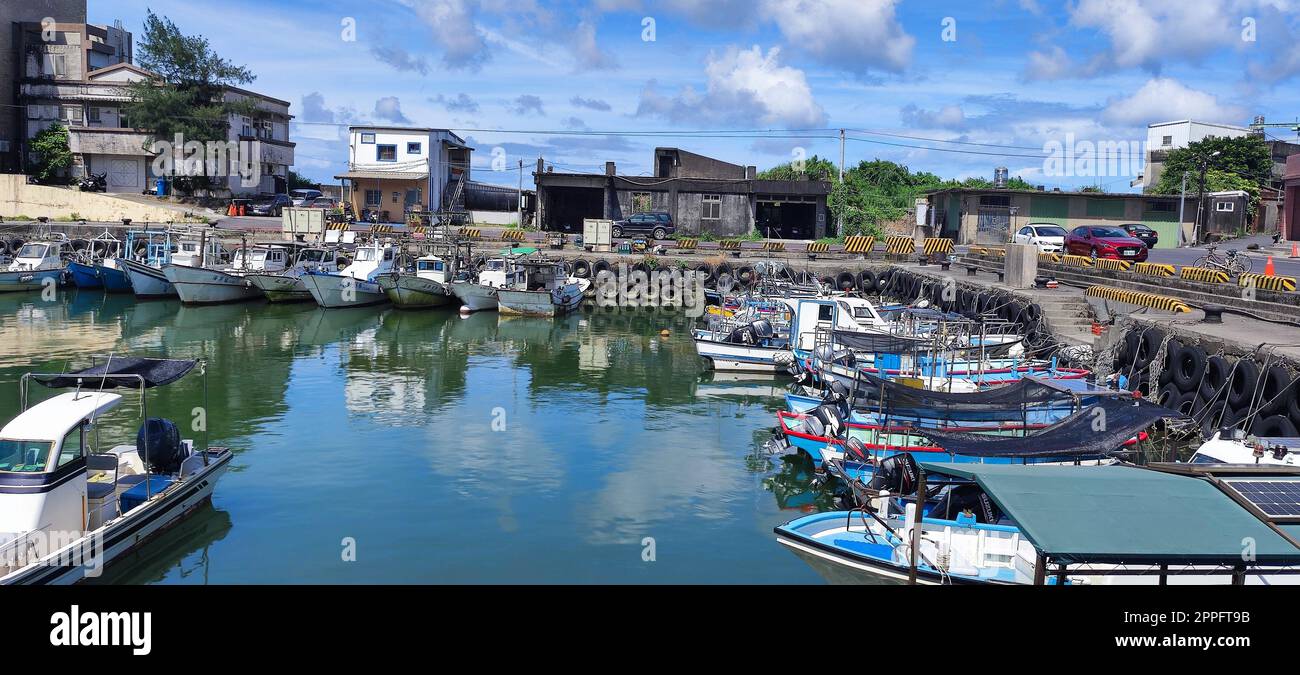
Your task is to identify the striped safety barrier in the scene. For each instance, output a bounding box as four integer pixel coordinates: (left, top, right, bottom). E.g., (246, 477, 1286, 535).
(1179, 266, 1230, 284)
(762, 241, 786, 252)
(884, 235, 914, 255)
(370, 224, 393, 234)
(676, 237, 698, 250)
(1060, 254, 1095, 268)
(843, 235, 876, 254)
(501, 229, 526, 242)
(805, 242, 830, 255)
(922, 237, 954, 256)
(718, 240, 742, 251)
(1092, 258, 1132, 272)
(973, 246, 1006, 257)
(1038, 252, 1062, 264)
(1084, 286, 1192, 313)
(1239, 273, 1298, 292)
(458, 227, 481, 238)
(1132, 262, 1175, 277)
(326, 221, 349, 231)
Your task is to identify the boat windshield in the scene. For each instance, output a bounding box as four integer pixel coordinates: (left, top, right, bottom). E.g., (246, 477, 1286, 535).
(355, 248, 377, 262)
(0, 439, 52, 473)
(17, 244, 48, 259)
(417, 260, 445, 272)
(234, 249, 267, 264)
(485, 260, 504, 271)
(300, 249, 328, 262)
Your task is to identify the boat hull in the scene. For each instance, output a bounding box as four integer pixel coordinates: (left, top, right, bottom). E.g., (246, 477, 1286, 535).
(0, 268, 63, 293)
(246, 273, 312, 303)
(67, 261, 102, 289)
(96, 260, 132, 293)
(497, 286, 584, 317)
(0, 449, 232, 585)
(692, 335, 789, 372)
(450, 281, 499, 312)
(163, 264, 262, 304)
(118, 259, 175, 298)
(378, 274, 454, 309)
(303, 273, 389, 309)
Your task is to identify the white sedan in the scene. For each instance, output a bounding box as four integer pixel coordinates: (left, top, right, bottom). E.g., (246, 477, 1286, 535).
(1013, 223, 1068, 253)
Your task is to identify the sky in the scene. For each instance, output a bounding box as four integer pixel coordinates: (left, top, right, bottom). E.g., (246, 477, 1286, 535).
(91, 0, 1300, 190)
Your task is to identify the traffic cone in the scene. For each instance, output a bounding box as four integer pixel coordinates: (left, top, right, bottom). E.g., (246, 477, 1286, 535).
(1291, 242, 1298, 259)
(1264, 256, 1275, 276)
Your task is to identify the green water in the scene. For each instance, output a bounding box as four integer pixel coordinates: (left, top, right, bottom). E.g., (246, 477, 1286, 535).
(0, 290, 826, 583)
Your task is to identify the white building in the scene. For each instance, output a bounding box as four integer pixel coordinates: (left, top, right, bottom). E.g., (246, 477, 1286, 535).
(1143, 120, 1251, 189)
(335, 126, 472, 222)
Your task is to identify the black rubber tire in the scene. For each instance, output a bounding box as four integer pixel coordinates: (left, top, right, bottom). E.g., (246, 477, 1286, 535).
(1171, 342, 1206, 394)
(571, 258, 591, 279)
(1200, 355, 1231, 402)
(857, 269, 878, 293)
(1258, 366, 1295, 417)
(1157, 383, 1183, 410)
(693, 262, 714, 283)
(1289, 383, 1300, 430)
(1135, 329, 1162, 370)
(631, 261, 651, 276)
(736, 266, 756, 286)
(592, 259, 612, 277)
(611, 225, 623, 238)
(1201, 402, 1240, 439)
(1226, 358, 1261, 411)
(819, 275, 836, 290)
(714, 262, 732, 282)
(1250, 414, 1298, 438)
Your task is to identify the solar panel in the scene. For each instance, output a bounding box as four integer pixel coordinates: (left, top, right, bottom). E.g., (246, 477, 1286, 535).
(1223, 479, 1300, 521)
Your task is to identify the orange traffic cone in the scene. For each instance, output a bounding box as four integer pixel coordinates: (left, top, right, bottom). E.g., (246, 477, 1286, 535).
(1291, 242, 1299, 259)
(1264, 256, 1276, 276)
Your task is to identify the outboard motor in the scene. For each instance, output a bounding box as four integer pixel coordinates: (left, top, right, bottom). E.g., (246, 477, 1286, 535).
(811, 403, 845, 439)
(866, 452, 919, 494)
(725, 324, 758, 345)
(136, 418, 185, 474)
(812, 344, 836, 363)
(824, 380, 851, 419)
(751, 319, 774, 339)
(927, 484, 1002, 523)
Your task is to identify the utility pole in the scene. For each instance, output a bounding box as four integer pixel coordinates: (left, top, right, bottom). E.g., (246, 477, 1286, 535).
(1178, 171, 1189, 247)
(517, 159, 524, 228)
(838, 128, 845, 235)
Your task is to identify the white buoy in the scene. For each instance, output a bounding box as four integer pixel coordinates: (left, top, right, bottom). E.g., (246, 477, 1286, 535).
(459, 305, 472, 315)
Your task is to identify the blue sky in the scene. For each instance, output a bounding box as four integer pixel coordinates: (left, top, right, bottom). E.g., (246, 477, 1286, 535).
(92, 0, 1300, 190)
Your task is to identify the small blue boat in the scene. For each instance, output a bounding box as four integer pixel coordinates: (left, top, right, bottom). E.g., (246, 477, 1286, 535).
(67, 260, 102, 289)
(97, 260, 133, 292)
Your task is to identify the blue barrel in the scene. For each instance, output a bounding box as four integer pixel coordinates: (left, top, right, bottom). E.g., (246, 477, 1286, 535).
(155, 178, 167, 196)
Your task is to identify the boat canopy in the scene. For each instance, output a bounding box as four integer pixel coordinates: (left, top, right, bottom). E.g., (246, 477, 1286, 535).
(33, 357, 196, 389)
(919, 462, 1300, 566)
(918, 396, 1180, 458)
(852, 371, 1081, 414)
(829, 330, 929, 354)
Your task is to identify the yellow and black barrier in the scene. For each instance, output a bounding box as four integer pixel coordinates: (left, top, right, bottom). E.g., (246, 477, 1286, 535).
(326, 221, 350, 231)
(1092, 258, 1132, 272)
(501, 229, 526, 242)
(1239, 273, 1298, 292)
(1084, 286, 1191, 313)
(884, 235, 914, 256)
(1038, 252, 1062, 264)
(1132, 262, 1175, 278)
(676, 237, 698, 251)
(458, 227, 481, 238)
(409, 225, 427, 236)
(718, 240, 742, 251)
(805, 242, 830, 255)
(922, 237, 954, 256)
(762, 241, 785, 252)
(1060, 254, 1094, 268)
(1179, 266, 1230, 284)
(973, 246, 1006, 257)
(370, 224, 393, 234)
(843, 235, 876, 254)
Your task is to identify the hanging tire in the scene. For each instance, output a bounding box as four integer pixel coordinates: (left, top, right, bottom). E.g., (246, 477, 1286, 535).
(571, 258, 591, 279)
(1226, 358, 1261, 411)
(1157, 383, 1183, 410)
(693, 262, 714, 283)
(736, 266, 756, 287)
(592, 259, 612, 278)
(1171, 342, 1206, 394)
(1201, 402, 1240, 439)
(1289, 383, 1300, 429)
(1200, 355, 1231, 402)
(1257, 365, 1294, 417)
(857, 269, 878, 293)
(1250, 414, 1298, 438)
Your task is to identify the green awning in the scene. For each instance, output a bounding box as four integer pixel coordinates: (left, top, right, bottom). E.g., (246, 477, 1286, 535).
(921, 463, 1300, 565)
(500, 247, 539, 255)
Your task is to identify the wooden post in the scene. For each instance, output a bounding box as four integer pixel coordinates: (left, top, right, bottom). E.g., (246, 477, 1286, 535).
(908, 468, 926, 585)
(1033, 552, 1046, 586)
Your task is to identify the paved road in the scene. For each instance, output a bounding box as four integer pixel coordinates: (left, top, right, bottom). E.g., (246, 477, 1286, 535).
(1146, 234, 1300, 279)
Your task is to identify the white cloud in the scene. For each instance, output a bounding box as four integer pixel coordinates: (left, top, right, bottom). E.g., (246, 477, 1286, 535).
(900, 103, 966, 129)
(1023, 46, 1075, 81)
(1069, 0, 1243, 71)
(373, 96, 410, 123)
(570, 20, 618, 71)
(760, 0, 913, 74)
(398, 0, 491, 70)
(1101, 78, 1246, 126)
(637, 46, 827, 128)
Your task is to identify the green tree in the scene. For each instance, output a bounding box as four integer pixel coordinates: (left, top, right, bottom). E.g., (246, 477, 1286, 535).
(287, 170, 317, 190)
(1153, 135, 1270, 223)
(27, 123, 72, 183)
(125, 11, 257, 194)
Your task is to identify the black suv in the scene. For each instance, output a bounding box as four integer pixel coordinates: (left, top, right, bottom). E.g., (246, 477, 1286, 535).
(249, 194, 293, 217)
(1119, 223, 1158, 249)
(612, 211, 673, 239)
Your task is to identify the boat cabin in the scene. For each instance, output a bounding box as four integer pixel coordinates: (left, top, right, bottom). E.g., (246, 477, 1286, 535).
(507, 260, 566, 292)
(8, 241, 63, 272)
(415, 256, 453, 284)
(340, 242, 397, 280)
(172, 237, 229, 267)
(230, 246, 289, 273)
(477, 258, 510, 287)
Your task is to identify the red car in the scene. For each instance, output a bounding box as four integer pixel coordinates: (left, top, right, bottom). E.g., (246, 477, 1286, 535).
(1064, 225, 1149, 262)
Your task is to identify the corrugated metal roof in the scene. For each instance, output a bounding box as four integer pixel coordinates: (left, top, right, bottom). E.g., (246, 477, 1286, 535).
(334, 170, 428, 181)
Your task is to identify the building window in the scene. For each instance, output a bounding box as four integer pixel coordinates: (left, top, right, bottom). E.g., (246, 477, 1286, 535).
(702, 194, 721, 220)
(377, 145, 397, 162)
(407, 142, 421, 154)
(1147, 200, 1175, 213)
(360, 133, 376, 144)
(1216, 201, 1234, 212)
(240, 116, 252, 137)
(1161, 135, 1173, 147)
(364, 190, 381, 206)
(42, 53, 67, 78)
(632, 192, 652, 212)
(59, 105, 82, 125)
(87, 107, 101, 124)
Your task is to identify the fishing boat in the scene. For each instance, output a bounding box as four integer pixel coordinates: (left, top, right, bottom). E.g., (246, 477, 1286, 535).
(693, 296, 889, 373)
(246, 246, 339, 303)
(164, 244, 288, 305)
(378, 254, 456, 309)
(0, 238, 65, 292)
(302, 239, 396, 308)
(496, 259, 588, 317)
(450, 257, 511, 312)
(0, 356, 233, 584)
(116, 230, 226, 299)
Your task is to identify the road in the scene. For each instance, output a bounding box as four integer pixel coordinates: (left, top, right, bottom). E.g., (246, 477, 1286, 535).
(1146, 234, 1300, 279)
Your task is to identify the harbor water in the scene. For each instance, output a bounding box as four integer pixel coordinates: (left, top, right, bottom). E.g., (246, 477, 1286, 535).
(0, 290, 829, 583)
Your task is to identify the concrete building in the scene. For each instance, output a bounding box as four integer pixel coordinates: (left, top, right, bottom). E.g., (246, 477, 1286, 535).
(334, 126, 472, 223)
(1143, 120, 1252, 190)
(923, 187, 1195, 248)
(1284, 154, 1300, 241)
(2, 1, 91, 172)
(534, 148, 831, 238)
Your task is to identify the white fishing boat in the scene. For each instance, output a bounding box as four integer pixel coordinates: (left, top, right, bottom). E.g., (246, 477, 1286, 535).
(377, 254, 455, 309)
(496, 259, 588, 317)
(302, 239, 395, 309)
(246, 246, 339, 303)
(450, 257, 510, 312)
(693, 296, 887, 372)
(0, 239, 65, 293)
(0, 357, 232, 585)
(116, 230, 226, 299)
(165, 244, 288, 305)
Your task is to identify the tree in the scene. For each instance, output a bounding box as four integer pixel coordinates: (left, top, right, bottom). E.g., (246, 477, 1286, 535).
(125, 11, 257, 194)
(287, 170, 317, 190)
(1153, 135, 1270, 227)
(27, 123, 72, 183)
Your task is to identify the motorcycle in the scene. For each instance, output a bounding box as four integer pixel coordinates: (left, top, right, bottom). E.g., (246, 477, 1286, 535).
(78, 172, 107, 192)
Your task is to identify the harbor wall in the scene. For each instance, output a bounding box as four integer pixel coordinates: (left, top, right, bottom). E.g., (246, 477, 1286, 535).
(0, 175, 209, 223)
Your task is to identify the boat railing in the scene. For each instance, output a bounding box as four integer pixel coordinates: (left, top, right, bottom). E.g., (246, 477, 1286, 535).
(0, 530, 47, 574)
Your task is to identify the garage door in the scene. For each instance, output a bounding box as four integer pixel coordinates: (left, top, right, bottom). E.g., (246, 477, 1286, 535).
(108, 158, 140, 190)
